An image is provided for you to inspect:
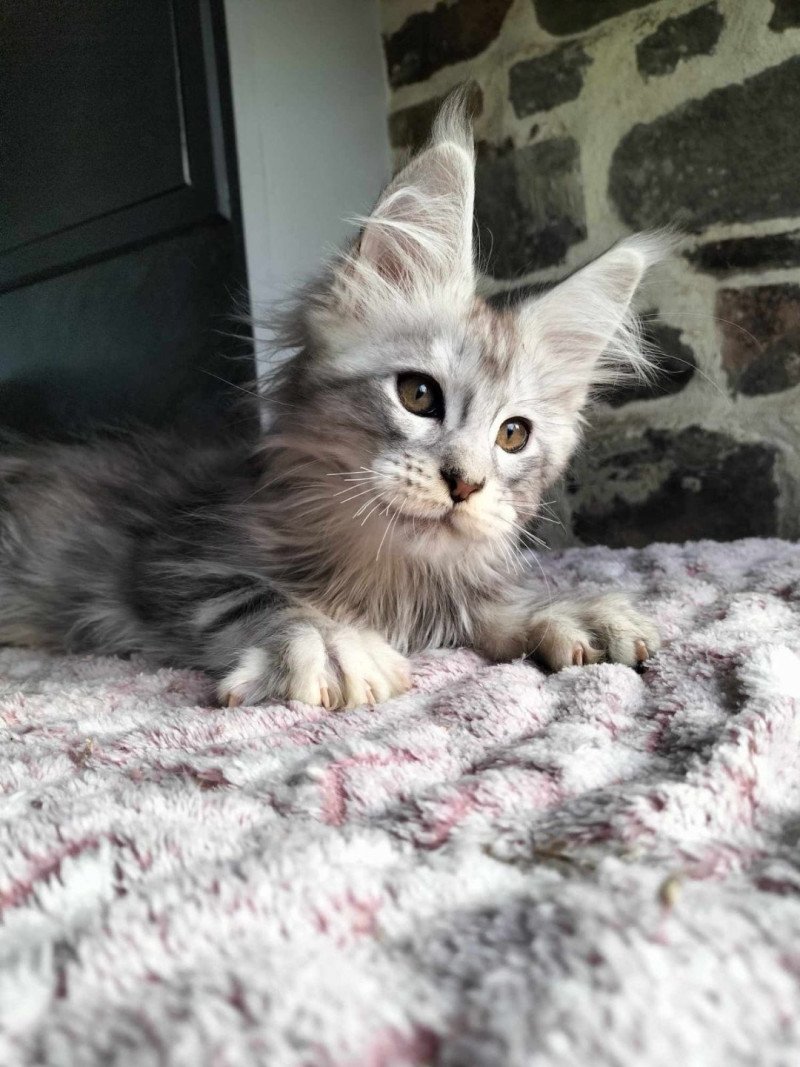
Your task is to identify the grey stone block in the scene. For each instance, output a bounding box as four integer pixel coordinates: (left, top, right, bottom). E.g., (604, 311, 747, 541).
(717, 283, 800, 397)
(532, 0, 657, 36)
(685, 232, 800, 276)
(769, 0, 800, 32)
(570, 427, 779, 546)
(509, 43, 592, 118)
(384, 0, 513, 88)
(609, 57, 800, 231)
(636, 2, 724, 79)
(475, 138, 586, 279)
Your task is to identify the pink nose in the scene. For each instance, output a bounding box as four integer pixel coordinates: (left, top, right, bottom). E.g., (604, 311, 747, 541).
(441, 469, 484, 503)
(452, 478, 480, 502)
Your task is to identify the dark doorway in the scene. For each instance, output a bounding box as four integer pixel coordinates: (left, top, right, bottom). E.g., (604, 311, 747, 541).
(0, 0, 254, 438)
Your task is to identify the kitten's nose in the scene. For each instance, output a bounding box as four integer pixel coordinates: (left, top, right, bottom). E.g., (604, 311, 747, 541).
(440, 468, 484, 503)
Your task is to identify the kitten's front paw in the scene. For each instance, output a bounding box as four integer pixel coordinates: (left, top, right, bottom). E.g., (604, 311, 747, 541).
(218, 623, 411, 710)
(527, 594, 661, 671)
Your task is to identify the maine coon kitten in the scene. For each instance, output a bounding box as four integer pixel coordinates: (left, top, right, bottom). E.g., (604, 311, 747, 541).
(0, 98, 662, 709)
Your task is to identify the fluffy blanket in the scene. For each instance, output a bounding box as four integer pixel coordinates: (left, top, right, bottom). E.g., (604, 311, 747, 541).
(1, 538, 799, 1066)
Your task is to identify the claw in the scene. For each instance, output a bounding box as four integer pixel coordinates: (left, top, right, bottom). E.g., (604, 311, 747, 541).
(572, 645, 585, 667)
(226, 691, 244, 708)
(364, 685, 376, 706)
(319, 684, 331, 710)
(634, 639, 649, 663)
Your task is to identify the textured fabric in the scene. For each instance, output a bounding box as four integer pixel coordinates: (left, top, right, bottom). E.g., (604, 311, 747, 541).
(1, 538, 799, 1066)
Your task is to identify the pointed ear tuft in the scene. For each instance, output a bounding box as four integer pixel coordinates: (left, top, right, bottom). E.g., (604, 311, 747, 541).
(520, 232, 673, 410)
(338, 89, 476, 319)
(430, 84, 477, 162)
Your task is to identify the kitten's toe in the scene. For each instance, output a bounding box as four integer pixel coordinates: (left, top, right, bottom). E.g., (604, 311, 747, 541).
(581, 594, 661, 668)
(360, 631, 412, 701)
(572, 643, 604, 667)
(218, 630, 333, 707)
(527, 610, 602, 671)
(329, 629, 411, 708)
(218, 647, 272, 707)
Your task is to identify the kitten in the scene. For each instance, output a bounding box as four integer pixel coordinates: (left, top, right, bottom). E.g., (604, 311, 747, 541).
(0, 97, 661, 709)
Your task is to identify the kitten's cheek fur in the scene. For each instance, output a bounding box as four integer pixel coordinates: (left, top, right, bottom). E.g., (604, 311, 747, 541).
(480, 594, 661, 671)
(219, 620, 411, 710)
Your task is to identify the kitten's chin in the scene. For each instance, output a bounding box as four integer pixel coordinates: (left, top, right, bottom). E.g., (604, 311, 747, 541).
(388, 505, 506, 558)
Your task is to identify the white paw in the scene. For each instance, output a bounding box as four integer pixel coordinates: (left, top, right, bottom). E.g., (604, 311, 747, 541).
(218, 622, 411, 710)
(527, 594, 661, 671)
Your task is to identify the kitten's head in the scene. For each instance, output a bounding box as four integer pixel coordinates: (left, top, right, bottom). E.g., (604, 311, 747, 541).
(268, 94, 665, 565)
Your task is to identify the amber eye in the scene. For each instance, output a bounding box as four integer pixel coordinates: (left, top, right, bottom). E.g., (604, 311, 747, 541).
(397, 373, 444, 418)
(496, 418, 530, 453)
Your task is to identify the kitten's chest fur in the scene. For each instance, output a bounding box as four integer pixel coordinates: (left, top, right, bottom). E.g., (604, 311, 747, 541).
(258, 506, 494, 653)
(313, 556, 488, 653)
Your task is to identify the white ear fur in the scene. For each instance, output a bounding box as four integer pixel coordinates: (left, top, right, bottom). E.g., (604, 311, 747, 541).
(521, 233, 670, 410)
(340, 94, 476, 318)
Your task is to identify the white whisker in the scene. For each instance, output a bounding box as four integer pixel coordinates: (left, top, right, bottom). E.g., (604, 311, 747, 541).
(375, 497, 400, 561)
(354, 494, 382, 519)
(360, 498, 386, 525)
(332, 484, 378, 500)
(326, 467, 376, 478)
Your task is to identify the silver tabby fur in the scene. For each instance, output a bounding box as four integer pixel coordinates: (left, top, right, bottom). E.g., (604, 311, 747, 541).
(0, 96, 663, 708)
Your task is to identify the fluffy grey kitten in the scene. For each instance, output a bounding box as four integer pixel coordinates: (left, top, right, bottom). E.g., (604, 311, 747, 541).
(0, 98, 662, 709)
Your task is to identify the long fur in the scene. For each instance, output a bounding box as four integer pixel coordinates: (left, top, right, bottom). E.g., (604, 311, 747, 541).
(0, 95, 668, 707)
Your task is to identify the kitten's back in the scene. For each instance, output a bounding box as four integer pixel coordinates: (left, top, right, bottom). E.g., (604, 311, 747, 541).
(0, 433, 259, 657)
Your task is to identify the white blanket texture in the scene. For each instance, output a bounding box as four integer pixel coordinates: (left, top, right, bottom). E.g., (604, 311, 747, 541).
(1, 538, 799, 1066)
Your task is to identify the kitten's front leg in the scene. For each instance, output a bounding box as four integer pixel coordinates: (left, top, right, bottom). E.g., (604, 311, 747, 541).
(213, 605, 410, 709)
(477, 593, 661, 671)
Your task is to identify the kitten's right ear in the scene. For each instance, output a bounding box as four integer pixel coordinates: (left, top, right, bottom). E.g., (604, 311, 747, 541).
(337, 92, 476, 319)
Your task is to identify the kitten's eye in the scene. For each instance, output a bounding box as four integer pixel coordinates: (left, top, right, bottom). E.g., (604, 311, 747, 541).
(397, 373, 443, 418)
(496, 418, 530, 453)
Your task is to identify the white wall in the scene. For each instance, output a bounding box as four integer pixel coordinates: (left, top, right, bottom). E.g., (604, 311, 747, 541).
(224, 0, 391, 331)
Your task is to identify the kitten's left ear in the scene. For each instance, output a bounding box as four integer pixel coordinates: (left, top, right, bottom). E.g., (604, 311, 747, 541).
(347, 92, 476, 313)
(520, 234, 670, 410)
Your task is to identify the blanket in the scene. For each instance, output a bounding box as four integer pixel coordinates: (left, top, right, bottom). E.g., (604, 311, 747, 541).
(1, 538, 799, 1066)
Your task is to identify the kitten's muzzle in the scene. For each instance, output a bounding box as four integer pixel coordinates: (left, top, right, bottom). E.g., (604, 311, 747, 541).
(440, 467, 484, 504)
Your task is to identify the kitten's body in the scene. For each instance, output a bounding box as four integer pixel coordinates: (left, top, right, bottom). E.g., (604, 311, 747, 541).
(0, 98, 662, 707)
(0, 429, 491, 661)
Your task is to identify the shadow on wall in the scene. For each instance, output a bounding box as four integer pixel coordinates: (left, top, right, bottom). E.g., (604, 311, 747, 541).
(381, 0, 800, 547)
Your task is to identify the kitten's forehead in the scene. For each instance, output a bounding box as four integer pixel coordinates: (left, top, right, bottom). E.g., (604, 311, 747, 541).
(425, 298, 526, 397)
(420, 298, 519, 373)
(321, 294, 532, 412)
(467, 298, 521, 377)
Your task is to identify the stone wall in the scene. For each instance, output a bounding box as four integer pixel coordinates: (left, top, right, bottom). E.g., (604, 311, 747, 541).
(380, 0, 800, 547)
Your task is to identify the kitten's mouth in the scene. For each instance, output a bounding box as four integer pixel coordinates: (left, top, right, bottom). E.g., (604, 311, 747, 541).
(389, 502, 507, 547)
